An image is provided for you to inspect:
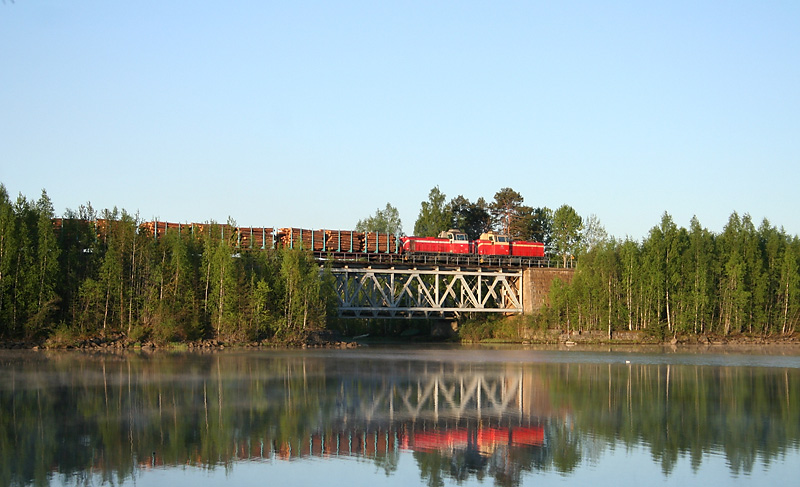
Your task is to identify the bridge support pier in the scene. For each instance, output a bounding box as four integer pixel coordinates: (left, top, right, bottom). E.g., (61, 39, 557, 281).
(522, 268, 575, 315)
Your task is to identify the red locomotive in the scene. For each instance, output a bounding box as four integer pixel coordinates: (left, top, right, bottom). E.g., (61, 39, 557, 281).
(401, 229, 471, 254)
(401, 229, 545, 259)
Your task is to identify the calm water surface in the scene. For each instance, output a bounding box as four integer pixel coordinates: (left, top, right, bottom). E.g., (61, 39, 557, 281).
(1, 345, 798, 486)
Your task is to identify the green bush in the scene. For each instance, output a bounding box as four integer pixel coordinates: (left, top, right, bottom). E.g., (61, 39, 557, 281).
(44, 324, 82, 348)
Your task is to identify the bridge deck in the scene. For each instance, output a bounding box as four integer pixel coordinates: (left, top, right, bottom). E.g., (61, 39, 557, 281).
(315, 251, 550, 270)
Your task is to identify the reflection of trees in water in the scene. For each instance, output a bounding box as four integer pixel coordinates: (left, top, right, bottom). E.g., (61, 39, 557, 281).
(549, 363, 800, 477)
(0, 352, 797, 486)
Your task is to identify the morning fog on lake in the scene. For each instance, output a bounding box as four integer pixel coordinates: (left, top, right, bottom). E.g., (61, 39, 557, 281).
(1, 346, 798, 487)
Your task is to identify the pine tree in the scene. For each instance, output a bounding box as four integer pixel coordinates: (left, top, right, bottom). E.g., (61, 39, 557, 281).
(0, 185, 17, 336)
(489, 188, 524, 236)
(29, 190, 61, 336)
(448, 195, 491, 240)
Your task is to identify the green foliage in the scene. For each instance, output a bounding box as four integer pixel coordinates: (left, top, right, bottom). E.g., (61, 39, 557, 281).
(490, 187, 525, 236)
(413, 186, 452, 237)
(355, 202, 403, 235)
(458, 315, 530, 342)
(46, 323, 83, 347)
(0, 187, 67, 338)
(2, 182, 799, 344)
(448, 195, 492, 240)
(545, 212, 800, 337)
(0, 184, 344, 344)
(581, 214, 608, 253)
(279, 248, 331, 338)
(551, 204, 583, 267)
(517, 206, 553, 244)
(489, 187, 547, 241)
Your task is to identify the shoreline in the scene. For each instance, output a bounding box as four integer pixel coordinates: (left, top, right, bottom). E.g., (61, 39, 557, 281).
(0, 330, 797, 352)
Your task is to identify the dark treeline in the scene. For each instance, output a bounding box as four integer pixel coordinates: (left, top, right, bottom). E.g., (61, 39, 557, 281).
(545, 212, 800, 338)
(0, 184, 334, 344)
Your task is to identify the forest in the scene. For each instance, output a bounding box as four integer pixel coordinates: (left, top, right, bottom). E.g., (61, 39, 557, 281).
(0, 183, 798, 345)
(0, 185, 334, 345)
(543, 211, 800, 338)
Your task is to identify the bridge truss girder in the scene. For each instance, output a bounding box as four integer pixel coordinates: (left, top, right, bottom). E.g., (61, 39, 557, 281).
(331, 266, 523, 318)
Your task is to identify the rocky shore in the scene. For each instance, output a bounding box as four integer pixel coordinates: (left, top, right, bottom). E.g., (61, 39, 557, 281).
(0, 330, 796, 351)
(0, 330, 359, 351)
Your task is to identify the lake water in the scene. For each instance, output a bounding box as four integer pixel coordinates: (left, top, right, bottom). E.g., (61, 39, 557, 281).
(1, 345, 798, 487)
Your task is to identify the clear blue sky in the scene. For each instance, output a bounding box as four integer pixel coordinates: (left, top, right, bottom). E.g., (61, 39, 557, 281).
(2, 1, 798, 240)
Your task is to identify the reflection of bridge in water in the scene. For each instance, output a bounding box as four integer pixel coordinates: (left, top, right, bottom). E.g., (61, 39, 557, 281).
(224, 366, 552, 463)
(339, 367, 544, 424)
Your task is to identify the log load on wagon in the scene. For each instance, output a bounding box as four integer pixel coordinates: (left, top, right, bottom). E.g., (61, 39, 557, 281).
(52, 219, 547, 266)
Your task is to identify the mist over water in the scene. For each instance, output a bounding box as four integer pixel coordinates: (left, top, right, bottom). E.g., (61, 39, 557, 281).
(1, 346, 798, 487)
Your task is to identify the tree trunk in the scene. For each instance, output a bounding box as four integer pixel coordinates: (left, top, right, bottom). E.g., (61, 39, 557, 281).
(608, 276, 612, 339)
(217, 261, 225, 335)
(783, 280, 789, 334)
(103, 286, 110, 333)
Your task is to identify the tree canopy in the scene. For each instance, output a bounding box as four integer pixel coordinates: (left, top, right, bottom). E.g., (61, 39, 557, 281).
(413, 186, 451, 237)
(0, 183, 335, 343)
(489, 188, 525, 237)
(355, 203, 403, 235)
(545, 211, 799, 337)
(448, 195, 492, 240)
(552, 204, 583, 267)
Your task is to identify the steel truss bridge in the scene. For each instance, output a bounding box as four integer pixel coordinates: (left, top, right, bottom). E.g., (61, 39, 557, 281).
(330, 264, 525, 319)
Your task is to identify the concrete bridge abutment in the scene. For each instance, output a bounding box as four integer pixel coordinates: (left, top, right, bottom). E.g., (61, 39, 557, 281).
(522, 268, 574, 315)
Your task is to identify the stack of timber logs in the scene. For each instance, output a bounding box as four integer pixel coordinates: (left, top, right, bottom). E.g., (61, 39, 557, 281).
(324, 230, 363, 252)
(51, 218, 64, 233)
(238, 227, 274, 249)
(139, 221, 196, 239)
(277, 228, 327, 251)
(138, 221, 237, 243)
(53, 219, 402, 254)
(364, 232, 398, 253)
(278, 229, 399, 253)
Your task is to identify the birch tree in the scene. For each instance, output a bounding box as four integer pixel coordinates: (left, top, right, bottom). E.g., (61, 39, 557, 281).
(551, 204, 583, 267)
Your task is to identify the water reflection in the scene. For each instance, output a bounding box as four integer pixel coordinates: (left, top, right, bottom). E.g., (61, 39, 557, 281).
(0, 348, 797, 486)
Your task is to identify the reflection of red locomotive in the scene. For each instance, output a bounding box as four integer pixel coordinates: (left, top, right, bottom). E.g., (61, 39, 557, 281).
(410, 425, 544, 453)
(402, 229, 545, 258)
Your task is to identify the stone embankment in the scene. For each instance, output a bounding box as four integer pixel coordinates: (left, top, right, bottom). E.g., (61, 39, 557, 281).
(1, 330, 358, 351)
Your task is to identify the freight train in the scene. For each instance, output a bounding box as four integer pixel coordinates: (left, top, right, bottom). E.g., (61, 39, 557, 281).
(53, 219, 548, 266)
(242, 227, 546, 264)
